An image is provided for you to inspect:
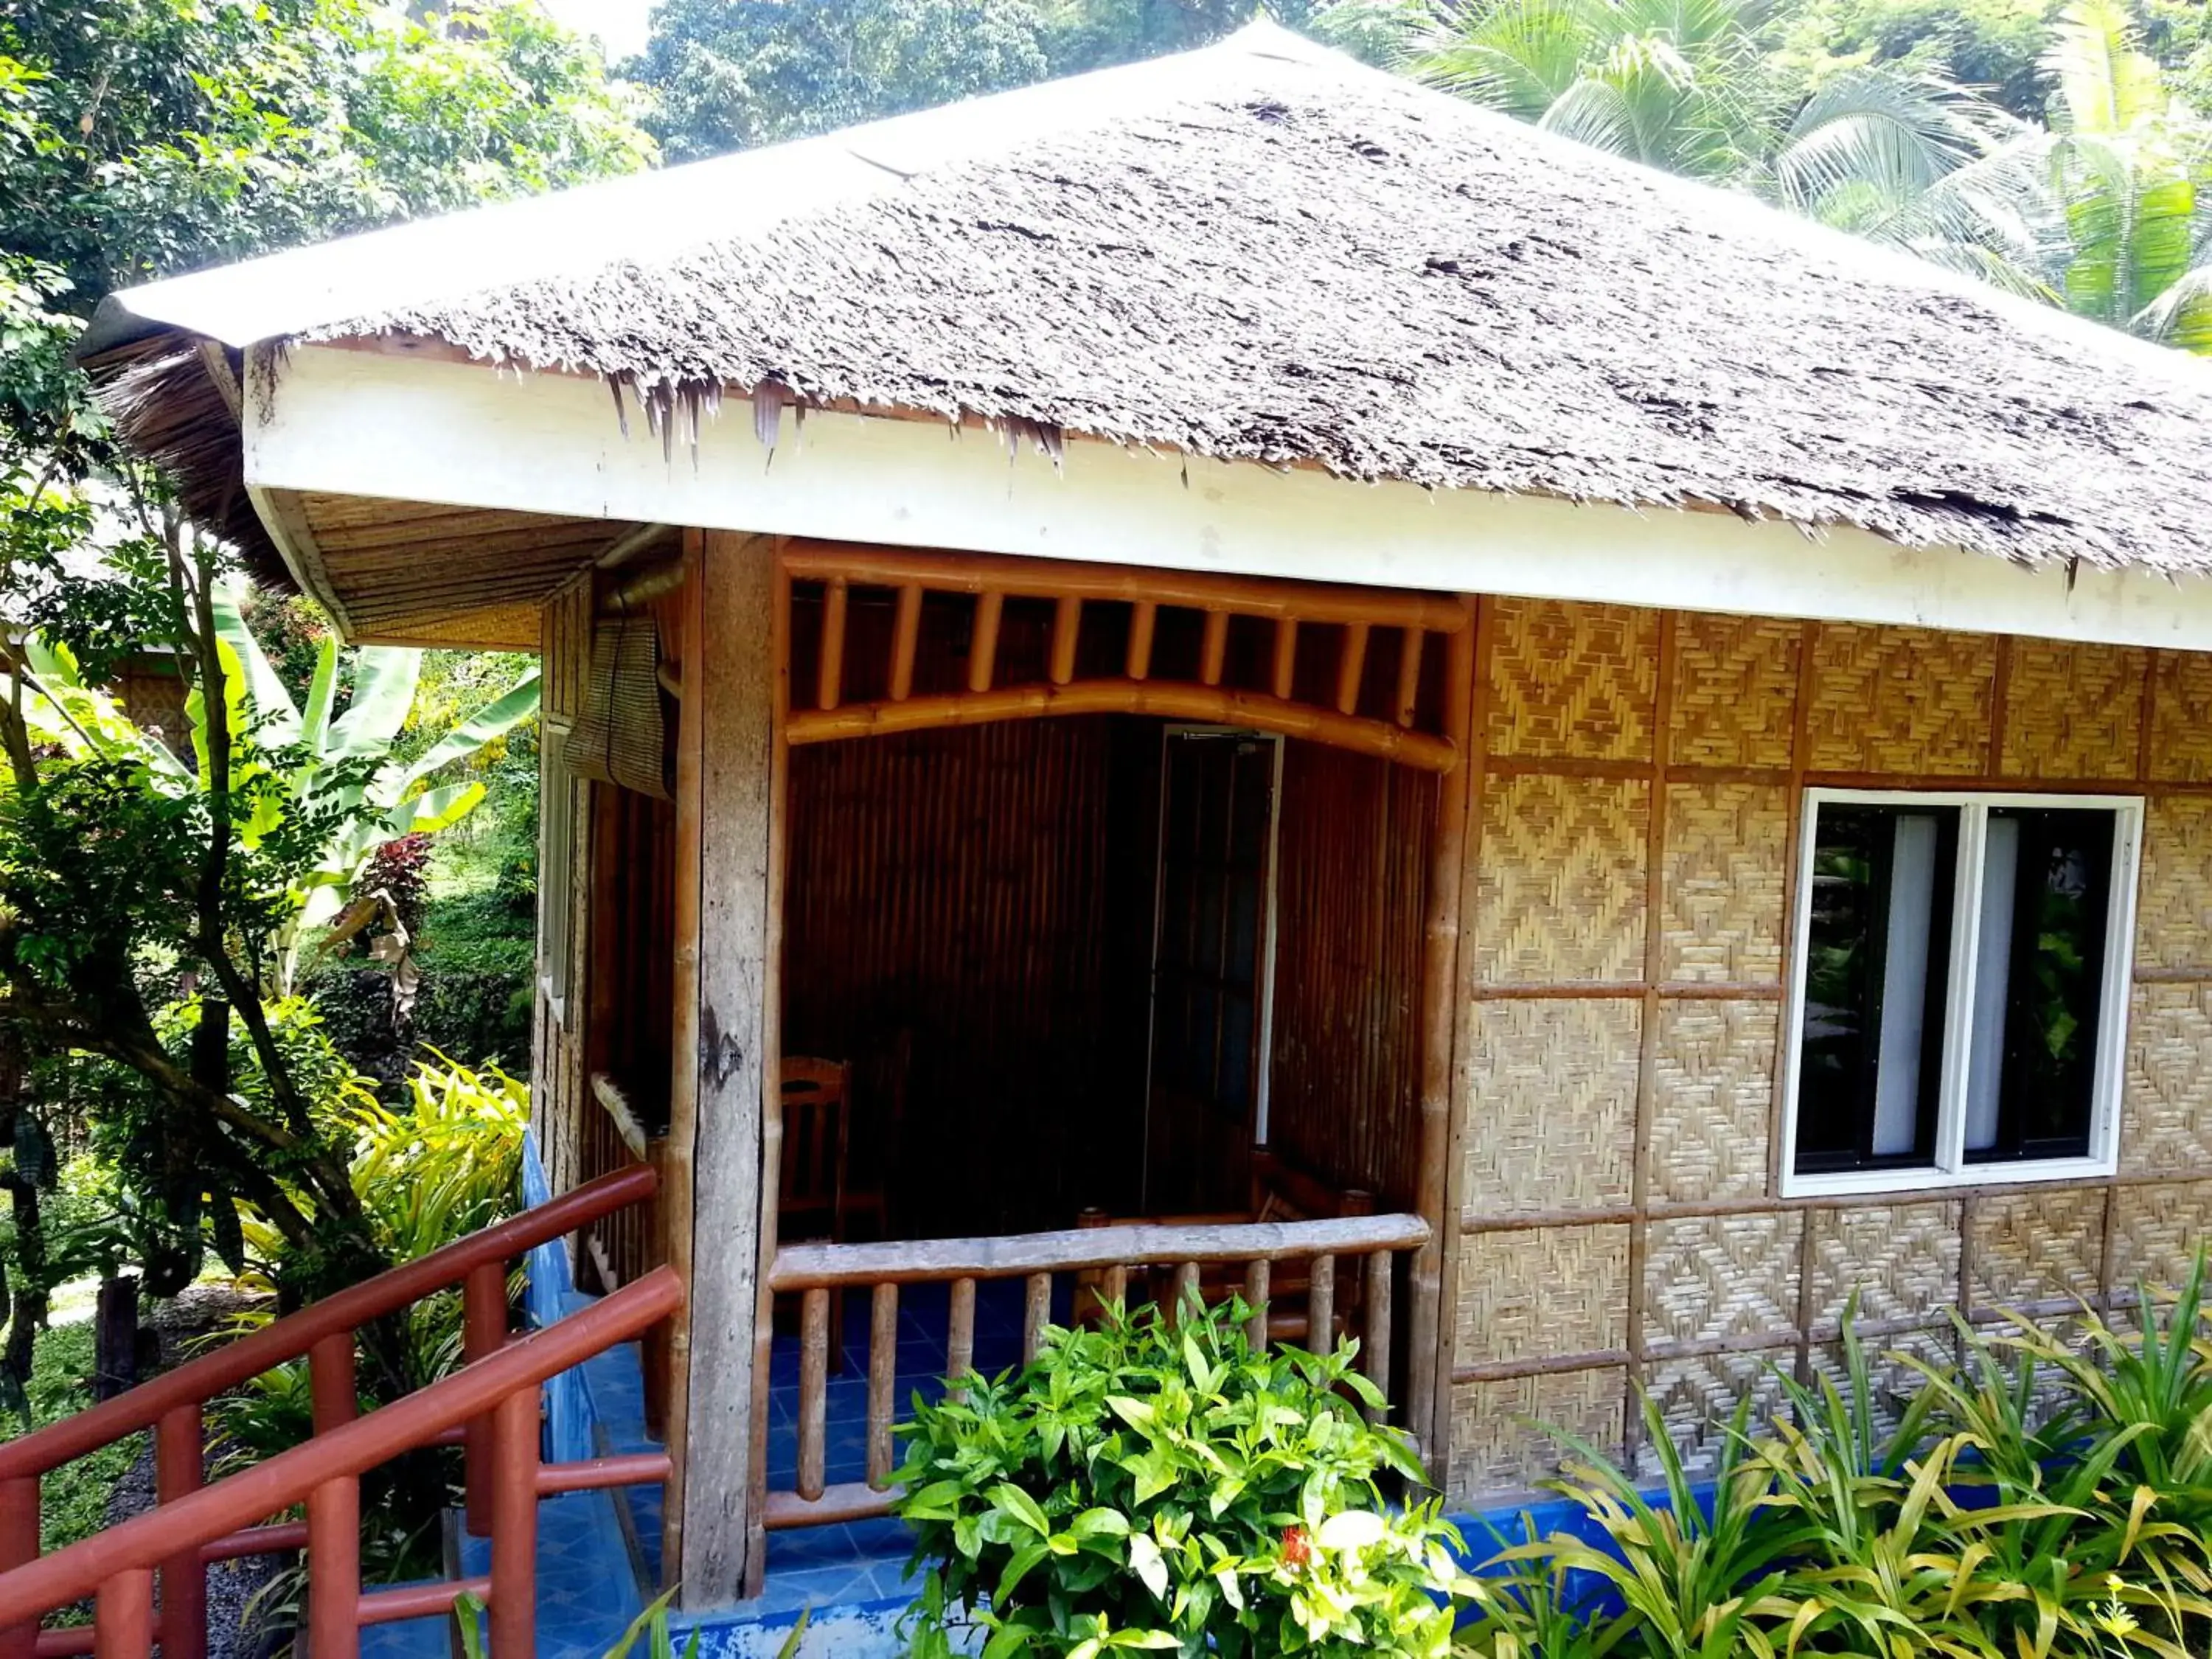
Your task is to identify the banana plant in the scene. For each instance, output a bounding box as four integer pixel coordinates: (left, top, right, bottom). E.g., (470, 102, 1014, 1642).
(15, 585, 539, 997)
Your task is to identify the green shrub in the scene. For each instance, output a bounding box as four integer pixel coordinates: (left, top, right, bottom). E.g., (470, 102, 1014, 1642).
(27, 1321, 142, 1565)
(892, 1295, 1477, 1658)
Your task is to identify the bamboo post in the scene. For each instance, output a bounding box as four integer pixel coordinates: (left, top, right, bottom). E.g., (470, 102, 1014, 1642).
(1049, 597, 1082, 686)
(155, 1403, 206, 1659)
(816, 577, 847, 712)
(1363, 1253, 1393, 1423)
(488, 1385, 540, 1659)
(797, 1289, 830, 1503)
(1335, 622, 1369, 715)
(1023, 1274, 1052, 1363)
(1271, 618, 1298, 699)
(1126, 601, 1157, 681)
(1172, 1262, 1200, 1326)
(93, 1568, 154, 1659)
(967, 592, 1004, 693)
(305, 1475, 360, 1659)
(889, 584, 922, 702)
(461, 1259, 506, 1537)
(1394, 628, 1423, 728)
(1307, 1255, 1335, 1354)
(947, 1278, 975, 1394)
(1102, 1264, 1128, 1312)
(866, 1284, 899, 1490)
(1242, 1260, 1269, 1354)
(1200, 610, 1229, 686)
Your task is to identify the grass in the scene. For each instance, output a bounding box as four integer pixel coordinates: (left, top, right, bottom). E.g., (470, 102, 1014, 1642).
(27, 1318, 145, 1617)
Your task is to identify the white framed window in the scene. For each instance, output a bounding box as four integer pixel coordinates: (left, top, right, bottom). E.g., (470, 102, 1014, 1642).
(1780, 789, 2140, 1197)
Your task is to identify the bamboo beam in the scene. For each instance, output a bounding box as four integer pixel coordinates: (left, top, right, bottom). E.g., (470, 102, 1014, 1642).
(796, 1290, 829, 1503)
(1127, 601, 1157, 681)
(1362, 1251, 1392, 1424)
(889, 584, 922, 701)
(781, 541, 1470, 633)
(785, 681, 1458, 772)
(1272, 619, 1298, 700)
(1394, 628, 1423, 728)
(1049, 597, 1082, 686)
(947, 1279, 975, 1389)
(815, 577, 846, 712)
(1335, 622, 1369, 716)
(1200, 610, 1229, 686)
(1243, 1260, 1270, 1354)
(967, 591, 1004, 693)
(1023, 1274, 1052, 1363)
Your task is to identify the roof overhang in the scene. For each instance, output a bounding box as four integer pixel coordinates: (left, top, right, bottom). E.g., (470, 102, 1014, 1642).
(246, 340, 2212, 655)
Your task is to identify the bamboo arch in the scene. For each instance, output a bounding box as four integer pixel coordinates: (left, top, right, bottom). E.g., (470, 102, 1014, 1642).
(778, 541, 1472, 772)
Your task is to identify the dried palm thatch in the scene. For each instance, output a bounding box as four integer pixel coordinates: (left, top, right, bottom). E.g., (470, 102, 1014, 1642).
(83, 22, 2212, 592)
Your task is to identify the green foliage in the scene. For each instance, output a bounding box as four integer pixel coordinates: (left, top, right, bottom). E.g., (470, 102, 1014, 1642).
(24, 1321, 145, 1622)
(1456, 1258, 2212, 1659)
(893, 1295, 1474, 1658)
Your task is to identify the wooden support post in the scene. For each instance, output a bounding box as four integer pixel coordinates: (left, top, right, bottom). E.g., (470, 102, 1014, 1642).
(305, 1476, 360, 1659)
(1049, 597, 1082, 685)
(797, 1289, 830, 1503)
(93, 1570, 153, 1659)
(889, 584, 922, 702)
(1307, 1256, 1335, 1355)
(1363, 1252, 1393, 1424)
(1335, 622, 1369, 716)
(156, 1403, 206, 1659)
(1200, 610, 1229, 686)
(462, 1259, 505, 1538)
(1242, 1260, 1270, 1354)
(308, 1332, 355, 1436)
(1394, 628, 1423, 728)
(816, 577, 846, 712)
(866, 1284, 898, 1490)
(667, 530, 780, 1609)
(0, 1476, 35, 1659)
(1271, 619, 1298, 700)
(1023, 1273, 1052, 1363)
(967, 591, 1004, 692)
(488, 1386, 540, 1659)
(1172, 1262, 1200, 1326)
(1126, 601, 1156, 681)
(1102, 1264, 1128, 1312)
(947, 1278, 976, 1391)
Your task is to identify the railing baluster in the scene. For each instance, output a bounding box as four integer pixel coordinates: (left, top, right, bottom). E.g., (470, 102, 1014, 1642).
(817, 576, 848, 711)
(947, 1277, 975, 1394)
(462, 1258, 507, 1537)
(305, 1474, 359, 1659)
(1200, 609, 1229, 686)
(488, 1384, 540, 1659)
(1172, 1262, 1200, 1326)
(1394, 627, 1423, 728)
(798, 1288, 830, 1503)
(1049, 597, 1083, 686)
(889, 584, 922, 701)
(866, 1284, 899, 1491)
(0, 1475, 38, 1659)
(1022, 1273, 1051, 1364)
(1125, 601, 1156, 681)
(92, 1568, 153, 1659)
(1242, 1260, 1270, 1354)
(1363, 1251, 1393, 1422)
(1272, 617, 1298, 699)
(1336, 621, 1370, 714)
(156, 1402, 206, 1659)
(308, 1332, 355, 1436)
(967, 592, 1004, 692)
(1102, 1264, 1127, 1313)
(1307, 1254, 1335, 1356)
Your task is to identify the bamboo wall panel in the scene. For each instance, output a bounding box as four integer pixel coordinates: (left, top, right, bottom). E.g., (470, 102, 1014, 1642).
(1267, 745, 1434, 1207)
(1453, 1224, 1630, 1366)
(2134, 798, 2212, 971)
(1968, 1190, 2104, 1308)
(531, 581, 597, 1203)
(1638, 1349, 1790, 1478)
(1472, 775, 1649, 984)
(1483, 599, 1658, 762)
(1449, 1368, 1624, 1495)
(1668, 614, 1801, 770)
(1461, 1000, 1638, 1215)
(1646, 1001, 1776, 1203)
(2110, 1178, 2212, 1287)
(1658, 783, 1788, 984)
(2150, 653, 2212, 782)
(1998, 641, 2147, 780)
(1803, 624, 1995, 774)
(1804, 1202, 1962, 1331)
(2121, 983, 2212, 1175)
(1642, 1212, 1802, 1346)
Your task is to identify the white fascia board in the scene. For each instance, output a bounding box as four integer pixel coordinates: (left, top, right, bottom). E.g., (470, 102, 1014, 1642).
(245, 342, 2212, 653)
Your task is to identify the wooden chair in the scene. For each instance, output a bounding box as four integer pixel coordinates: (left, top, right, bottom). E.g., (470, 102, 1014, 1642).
(779, 1057, 852, 1368)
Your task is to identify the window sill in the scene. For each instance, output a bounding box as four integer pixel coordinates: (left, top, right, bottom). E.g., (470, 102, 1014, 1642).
(1780, 1155, 2118, 1200)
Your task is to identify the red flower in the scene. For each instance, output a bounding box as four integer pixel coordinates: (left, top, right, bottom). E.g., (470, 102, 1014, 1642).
(1280, 1526, 1311, 1568)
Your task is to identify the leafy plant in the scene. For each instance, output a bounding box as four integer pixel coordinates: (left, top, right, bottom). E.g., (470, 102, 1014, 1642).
(894, 1294, 1475, 1658)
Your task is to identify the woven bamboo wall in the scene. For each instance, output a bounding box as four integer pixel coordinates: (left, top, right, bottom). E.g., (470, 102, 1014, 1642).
(531, 576, 598, 1200)
(1445, 602, 2212, 1501)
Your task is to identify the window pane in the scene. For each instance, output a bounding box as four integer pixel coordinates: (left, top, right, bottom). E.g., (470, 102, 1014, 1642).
(1963, 807, 2115, 1164)
(1795, 804, 1960, 1175)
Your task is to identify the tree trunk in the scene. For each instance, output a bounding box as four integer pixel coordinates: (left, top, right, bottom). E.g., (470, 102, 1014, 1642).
(92, 1274, 140, 1402)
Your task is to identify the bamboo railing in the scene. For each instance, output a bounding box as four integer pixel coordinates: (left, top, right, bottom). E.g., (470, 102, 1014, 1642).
(759, 1213, 1430, 1533)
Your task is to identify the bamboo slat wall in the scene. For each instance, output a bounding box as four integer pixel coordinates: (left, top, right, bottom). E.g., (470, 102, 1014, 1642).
(1444, 601, 2212, 1502)
(531, 577, 597, 1200)
(1269, 746, 1436, 1208)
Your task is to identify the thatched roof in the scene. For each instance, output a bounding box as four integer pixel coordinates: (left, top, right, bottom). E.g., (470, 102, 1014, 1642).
(85, 21, 2212, 588)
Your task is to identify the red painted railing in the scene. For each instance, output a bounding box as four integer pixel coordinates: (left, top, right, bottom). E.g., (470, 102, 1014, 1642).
(0, 1164, 670, 1659)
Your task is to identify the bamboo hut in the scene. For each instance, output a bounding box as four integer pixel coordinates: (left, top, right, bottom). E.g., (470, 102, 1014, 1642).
(79, 20, 2212, 1610)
